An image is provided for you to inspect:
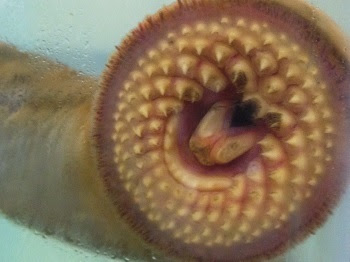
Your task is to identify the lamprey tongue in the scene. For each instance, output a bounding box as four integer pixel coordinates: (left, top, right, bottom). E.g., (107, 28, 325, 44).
(190, 101, 258, 166)
(94, 0, 350, 261)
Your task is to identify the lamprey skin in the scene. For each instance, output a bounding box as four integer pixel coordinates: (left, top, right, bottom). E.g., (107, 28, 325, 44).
(1, 0, 350, 261)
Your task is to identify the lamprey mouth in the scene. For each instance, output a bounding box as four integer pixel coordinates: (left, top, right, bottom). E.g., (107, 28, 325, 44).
(94, 0, 350, 261)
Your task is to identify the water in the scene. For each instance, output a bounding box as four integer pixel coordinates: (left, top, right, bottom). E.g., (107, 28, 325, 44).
(0, 0, 349, 261)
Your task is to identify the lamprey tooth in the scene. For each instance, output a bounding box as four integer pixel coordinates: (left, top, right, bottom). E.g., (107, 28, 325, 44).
(259, 135, 285, 164)
(285, 86, 308, 112)
(176, 54, 199, 76)
(266, 106, 296, 136)
(252, 51, 278, 76)
(173, 78, 203, 102)
(280, 61, 306, 85)
(269, 164, 290, 185)
(154, 98, 183, 117)
(260, 75, 287, 103)
(211, 42, 237, 64)
(197, 61, 228, 92)
(242, 93, 269, 118)
(225, 57, 257, 93)
(193, 37, 211, 55)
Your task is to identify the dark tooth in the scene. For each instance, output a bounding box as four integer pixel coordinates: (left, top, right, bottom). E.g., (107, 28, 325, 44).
(230, 100, 258, 127)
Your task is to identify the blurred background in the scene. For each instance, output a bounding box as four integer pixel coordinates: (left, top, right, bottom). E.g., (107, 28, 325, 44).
(0, 0, 349, 261)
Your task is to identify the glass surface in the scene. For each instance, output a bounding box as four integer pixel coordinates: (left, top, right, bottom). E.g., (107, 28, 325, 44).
(0, 0, 349, 261)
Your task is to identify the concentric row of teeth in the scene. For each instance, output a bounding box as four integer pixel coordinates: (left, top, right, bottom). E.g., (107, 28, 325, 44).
(111, 16, 335, 247)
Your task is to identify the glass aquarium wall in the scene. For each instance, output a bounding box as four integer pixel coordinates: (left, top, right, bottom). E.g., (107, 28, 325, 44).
(0, 0, 349, 261)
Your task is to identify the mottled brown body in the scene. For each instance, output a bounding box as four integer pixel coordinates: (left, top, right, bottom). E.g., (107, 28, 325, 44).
(0, 43, 170, 261)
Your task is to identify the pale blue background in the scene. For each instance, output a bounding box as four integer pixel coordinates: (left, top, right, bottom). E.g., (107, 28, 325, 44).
(0, 0, 349, 261)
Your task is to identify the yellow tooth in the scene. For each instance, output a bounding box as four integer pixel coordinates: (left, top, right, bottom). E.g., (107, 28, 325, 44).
(208, 210, 220, 222)
(147, 49, 160, 59)
(193, 38, 210, 55)
(177, 54, 199, 75)
(192, 211, 204, 221)
(142, 176, 153, 187)
(308, 177, 318, 186)
(301, 108, 319, 125)
(148, 119, 163, 132)
(238, 221, 251, 233)
(314, 162, 325, 175)
(281, 62, 305, 84)
(292, 173, 307, 186)
(253, 51, 278, 76)
(209, 22, 221, 34)
(123, 81, 134, 91)
(211, 193, 225, 208)
(269, 165, 289, 185)
(252, 229, 262, 237)
(120, 133, 130, 143)
(267, 205, 280, 218)
(195, 22, 207, 32)
(236, 18, 247, 27)
(249, 188, 265, 204)
(275, 46, 291, 60)
(175, 37, 189, 52)
(202, 227, 212, 237)
(285, 128, 306, 149)
(260, 135, 284, 163)
(154, 98, 183, 117)
(325, 123, 335, 134)
(322, 107, 333, 119)
(153, 77, 171, 95)
(212, 43, 237, 63)
(125, 111, 137, 123)
(228, 176, 246, 199)
(225, 58, 256, 93)
(181, 25, 192, 35)
(158, 40, 170, 51)
(174, 78, 203, 102)
(177, 207, 189, 217)
(143, 63, 159, 77)
(250, 23, 262, 33)
(132, 123, 145, 137)
(269, 189, 286, 203)
(117, 102, 128, 112)
(159, 57, 173, 75)
(137, 58, 146, 67)
(227, 203, 240, 218)
(239, 35, 260, 55)
(198, 62, 228, 92)
(287, 87, 308, 109)
(262, 32, 277, 45)
(242, 206, 258, 220)
(221, 220, 232, 231)
(221, 16, 230, 24)
(226, 28, 241, 44)
(133, 142, 144, 155)
(130, 70, 145, 82)
(115, 121, 126, 132)
(138, 103, 152, 118)
(260, 76, 287, 103)
(267, 106, 296, 135)
(308, 129, 324, 142)
(301, 75, 316, 90)
(312, 90, 327, 105)
(140, 83, 153, 100)
(291, 153, 308, 170)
